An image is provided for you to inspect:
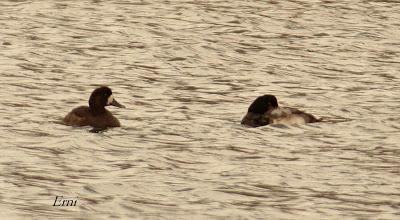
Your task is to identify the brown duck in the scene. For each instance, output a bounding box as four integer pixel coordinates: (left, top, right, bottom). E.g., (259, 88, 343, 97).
(63, 86, 125, 129)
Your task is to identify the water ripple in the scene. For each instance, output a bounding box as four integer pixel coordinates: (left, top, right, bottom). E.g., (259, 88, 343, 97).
(1, 0, 400, 219)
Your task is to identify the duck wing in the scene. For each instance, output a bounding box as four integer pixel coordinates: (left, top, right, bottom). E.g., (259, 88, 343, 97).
(63, 106, 90, 126)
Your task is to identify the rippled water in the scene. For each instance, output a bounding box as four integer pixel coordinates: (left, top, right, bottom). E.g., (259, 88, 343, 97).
(1, 0, 400, 219)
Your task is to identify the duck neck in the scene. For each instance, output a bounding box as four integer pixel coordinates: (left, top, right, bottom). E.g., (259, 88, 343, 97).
(89, 104, 106, 115)
(89, 95, 107, 115)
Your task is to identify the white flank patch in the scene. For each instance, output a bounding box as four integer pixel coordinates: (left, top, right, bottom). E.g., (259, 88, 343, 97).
(272, 115, 306, 125)
(270, 107, 289, 117)
(107, 94, 114, 105)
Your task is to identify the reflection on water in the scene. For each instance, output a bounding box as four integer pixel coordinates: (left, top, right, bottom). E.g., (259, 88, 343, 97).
(1, 0, 400, 219)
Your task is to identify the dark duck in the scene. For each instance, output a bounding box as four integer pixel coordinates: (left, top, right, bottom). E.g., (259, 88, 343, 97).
(241, 95, 320, 127)
(63, 86, 125, 129)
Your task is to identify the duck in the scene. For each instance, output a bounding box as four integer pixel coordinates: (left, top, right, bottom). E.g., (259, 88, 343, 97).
(241, 95, 320, 127)
(63, 86, 125, 129)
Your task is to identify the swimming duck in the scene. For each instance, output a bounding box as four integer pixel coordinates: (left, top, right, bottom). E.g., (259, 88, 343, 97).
(241, 95, 320, 127)
(63, 86, 125, 128)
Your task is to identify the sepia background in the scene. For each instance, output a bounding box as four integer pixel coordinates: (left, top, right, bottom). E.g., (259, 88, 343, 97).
(1, 0, 400, 219)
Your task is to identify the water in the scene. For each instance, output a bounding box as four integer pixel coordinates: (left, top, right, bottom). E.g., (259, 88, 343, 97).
(1, 0, 400, 219)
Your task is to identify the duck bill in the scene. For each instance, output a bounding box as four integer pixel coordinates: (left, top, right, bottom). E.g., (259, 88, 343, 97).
(110, 98, 125, 108)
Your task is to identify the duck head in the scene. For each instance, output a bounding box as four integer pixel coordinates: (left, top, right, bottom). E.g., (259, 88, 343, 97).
(241, 95, 278, 127)
(89, 86, 125, 114)
(247, 95, 278, 114)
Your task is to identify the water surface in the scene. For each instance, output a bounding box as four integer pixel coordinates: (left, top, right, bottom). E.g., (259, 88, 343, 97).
(1, 0, 400, 219)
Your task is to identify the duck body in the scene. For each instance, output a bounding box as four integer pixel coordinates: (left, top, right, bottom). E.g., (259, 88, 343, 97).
(268, 107, 319, 125)
(63, 86, 124, 129)
(241, 95, 319, 127)
(63, 106, 121, 128)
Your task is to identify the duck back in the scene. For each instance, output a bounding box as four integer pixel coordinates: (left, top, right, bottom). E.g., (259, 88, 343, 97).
(269, 107, 319, 125)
